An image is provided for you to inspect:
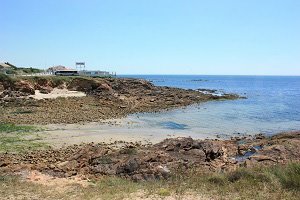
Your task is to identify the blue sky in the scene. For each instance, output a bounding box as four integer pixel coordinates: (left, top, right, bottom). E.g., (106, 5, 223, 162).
(1, 0, 300, 75)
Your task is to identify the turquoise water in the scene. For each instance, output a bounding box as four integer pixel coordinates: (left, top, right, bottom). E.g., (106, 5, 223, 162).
(120, 75, 300, 136)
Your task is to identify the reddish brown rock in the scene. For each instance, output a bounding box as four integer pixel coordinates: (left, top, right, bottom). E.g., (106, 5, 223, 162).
(14, 80, 35, 95)
(0, 131, 299, 181)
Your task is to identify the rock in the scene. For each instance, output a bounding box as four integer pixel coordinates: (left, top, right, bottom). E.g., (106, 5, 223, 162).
(272, 145, 286, 152)
(116, 158, 140, 174)
(0, 160, 9, 167)
(238, 144, 249, 155)
(200, 141, 225, 161)
(0, 131, 299, 181)
(39, 86, 53, 94)
(14, 80, 35, 95)
(255, 134, 265, 140)
(0, 77, 242, 124)
(132, 174, 144, 181)
(97, 83, 113, 92)
(249, 155, 276, 162)
(65, 171, 77, 177)
(188, 149, 206, 157)
(162, 137, 194, 152)
(56, 161, 69, 168)
(155, 165, 170, 178)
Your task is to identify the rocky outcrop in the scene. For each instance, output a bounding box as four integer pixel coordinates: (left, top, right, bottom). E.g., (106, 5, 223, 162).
(2, 131, 298, 181)
(13, 80, 35, 95)
(0, 77, 241, 124)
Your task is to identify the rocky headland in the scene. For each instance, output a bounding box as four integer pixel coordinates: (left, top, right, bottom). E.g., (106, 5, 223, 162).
(0, 75, 240, 124)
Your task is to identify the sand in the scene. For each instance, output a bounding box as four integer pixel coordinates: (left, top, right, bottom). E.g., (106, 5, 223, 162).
(39, 120, 217, 148)
(29, 88, 86, 100)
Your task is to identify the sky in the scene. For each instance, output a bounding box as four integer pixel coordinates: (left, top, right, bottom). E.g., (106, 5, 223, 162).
(1, 0, 300, 75)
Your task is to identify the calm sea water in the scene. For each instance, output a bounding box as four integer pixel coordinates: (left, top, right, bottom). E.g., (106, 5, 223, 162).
(119, 75, 300, 137)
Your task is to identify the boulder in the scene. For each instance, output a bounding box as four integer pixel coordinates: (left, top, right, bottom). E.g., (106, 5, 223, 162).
(199, 141, 225, 161)
(14, 80, 35, 95)
(39, 86, 53, 94)
(116, 158, 140, 174)
(249, 155, 276, 162)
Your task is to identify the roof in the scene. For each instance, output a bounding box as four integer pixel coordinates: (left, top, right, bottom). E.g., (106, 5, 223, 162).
(47, 65, 68, 72)
(56, 69, 78, 72)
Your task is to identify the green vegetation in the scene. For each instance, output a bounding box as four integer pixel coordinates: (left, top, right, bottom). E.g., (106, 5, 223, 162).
(1, 62, 43, 75)
(0, 163, 299, 199)
(0, 123, 48, 153)
(17, 67, 43, 74)
(272, 163, 300, 191)
(65, 163, 300, 199)
(20, 75, 75, 86)
(2, 68, 18, 75)
(0, 73, 15, 84)
(0, 123, 36, 133)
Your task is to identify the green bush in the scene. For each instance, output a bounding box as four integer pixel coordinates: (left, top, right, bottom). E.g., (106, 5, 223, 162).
(272, 163, 300, 191)
(19, 67, 43, 74)
(0, 73, 12, 82)
(0, 74, 15, 87)
(3, 69, 17, 75)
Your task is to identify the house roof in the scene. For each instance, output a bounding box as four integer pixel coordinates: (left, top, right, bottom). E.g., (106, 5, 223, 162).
(47, 65, 68, 71)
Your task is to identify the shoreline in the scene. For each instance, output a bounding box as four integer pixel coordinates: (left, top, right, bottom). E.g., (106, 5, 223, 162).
(1, 130, 299, 180)
(0, 76, 241, 125)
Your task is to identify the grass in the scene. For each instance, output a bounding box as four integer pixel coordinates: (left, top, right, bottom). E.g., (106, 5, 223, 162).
(272, 162, 300, 191)
(0, 74, 15, 85)
(1, 163, 299, 200)
(0, 123, 49, 153)
(15, 75, 75, 87)
(0, 123, 36, 133)
(0, 64, 43, 75)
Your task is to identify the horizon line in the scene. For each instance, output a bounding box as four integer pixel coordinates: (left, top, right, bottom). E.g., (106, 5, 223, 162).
(118, 74, 300, 77)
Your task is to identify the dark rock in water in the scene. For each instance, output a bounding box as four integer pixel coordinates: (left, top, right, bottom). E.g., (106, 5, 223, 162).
(190, 79, 208, 82)
(197, 89, 217, 93)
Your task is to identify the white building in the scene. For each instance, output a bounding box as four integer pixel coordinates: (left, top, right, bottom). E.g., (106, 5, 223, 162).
(80, 70, 115, 77)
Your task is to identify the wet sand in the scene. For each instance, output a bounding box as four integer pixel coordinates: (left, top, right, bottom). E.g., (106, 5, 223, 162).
(40, 120, 217, 148)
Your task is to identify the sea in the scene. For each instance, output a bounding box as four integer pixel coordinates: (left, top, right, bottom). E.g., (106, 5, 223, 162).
(118, 75, 300, 138)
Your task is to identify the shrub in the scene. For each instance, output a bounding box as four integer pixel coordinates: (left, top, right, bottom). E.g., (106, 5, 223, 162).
(0, 73, 13, 83)
(272, 163, 300, 191)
